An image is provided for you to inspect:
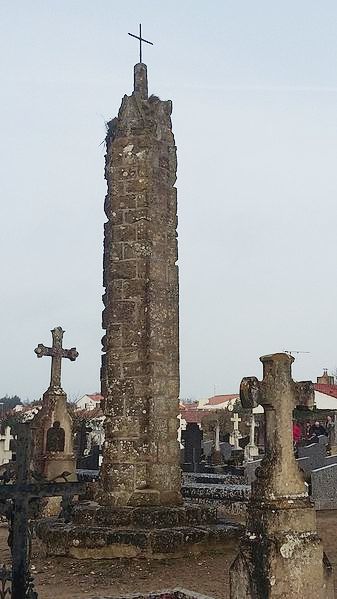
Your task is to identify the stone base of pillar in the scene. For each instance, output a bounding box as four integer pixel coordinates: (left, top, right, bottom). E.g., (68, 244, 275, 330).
(36, 502, 242, 560)
(229, 497, 334, 599)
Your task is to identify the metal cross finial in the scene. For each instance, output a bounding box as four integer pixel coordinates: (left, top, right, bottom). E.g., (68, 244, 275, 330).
(34, 326, 78, 390)
(128, 23, 153, 64)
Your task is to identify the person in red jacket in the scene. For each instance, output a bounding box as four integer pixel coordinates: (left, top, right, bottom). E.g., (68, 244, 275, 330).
(292, 421, 302, 446)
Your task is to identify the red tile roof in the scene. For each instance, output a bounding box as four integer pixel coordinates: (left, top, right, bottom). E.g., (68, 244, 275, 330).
(314, 384, 337, 399)
(181, 409, 209, 424)
(87, 394, 103, 403)
(75, 406, 104, 419)
(206, 394, 239, 406)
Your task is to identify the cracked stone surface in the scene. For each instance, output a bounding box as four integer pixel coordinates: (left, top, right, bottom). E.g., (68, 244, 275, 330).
(99, 62, 180, 508)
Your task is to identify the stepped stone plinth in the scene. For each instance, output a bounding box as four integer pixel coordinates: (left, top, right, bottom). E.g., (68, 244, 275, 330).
(37, 502, 242, 559)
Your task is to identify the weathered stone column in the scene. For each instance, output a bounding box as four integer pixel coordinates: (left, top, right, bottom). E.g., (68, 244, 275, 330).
(98, 63, 181, 507)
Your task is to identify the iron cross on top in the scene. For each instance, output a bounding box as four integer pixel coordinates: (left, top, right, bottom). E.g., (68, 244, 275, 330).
(128, 24, 153, 64)
(35, 327, 78, 390)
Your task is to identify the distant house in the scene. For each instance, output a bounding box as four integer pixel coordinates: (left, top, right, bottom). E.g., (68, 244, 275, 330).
(314, 369, 337, 410)
(203, 394, 239, 410)
(75, 393, 103, 412)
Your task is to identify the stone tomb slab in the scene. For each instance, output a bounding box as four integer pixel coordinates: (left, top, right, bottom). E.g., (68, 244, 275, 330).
(183, 472, 245, 486)
(311, 463, 337, 510)
(91, 589, 215, 599)
(297, 443, 326, 471)
(182, 482, 250, 504)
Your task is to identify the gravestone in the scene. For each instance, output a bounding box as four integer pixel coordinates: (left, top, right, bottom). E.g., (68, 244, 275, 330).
(219, 442, 232, 462)
(297, 442, 326, 472)
(325, 455, 337, 467)
(244, 458, 263, 485)
(230, 413, 241, 449)
(202, 440, 213, 460)
(244, 413, 259, 462)
(318, 434, 328, 447)
(210, 422, 222, 466)
(75, 420, 92, 468)
(311, 463, 337, 510)
(181, 423, 203, 472)
(32, 327, 78, 483)
(230, 352, 333, 599)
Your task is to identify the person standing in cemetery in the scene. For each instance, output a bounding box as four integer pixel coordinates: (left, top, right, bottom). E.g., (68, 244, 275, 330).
(305, 421, 312, 439)
(308, 420, 327, 443)
(292, 420, 302, 448)
(325, 415, 335, 449)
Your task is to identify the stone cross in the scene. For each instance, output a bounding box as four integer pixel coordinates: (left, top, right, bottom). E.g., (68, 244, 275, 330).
(34, 327, 78, 390)
(231, 413, 241, 431)
(240, 352, 314, 499)
(249, 413, 256, 446)
(244, 413, 259, 462)
(215, 421, 220, 451)
(231, 413, 241, 449)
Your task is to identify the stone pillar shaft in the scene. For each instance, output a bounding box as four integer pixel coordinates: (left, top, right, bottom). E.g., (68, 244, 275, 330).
(99, 68, 181, 507)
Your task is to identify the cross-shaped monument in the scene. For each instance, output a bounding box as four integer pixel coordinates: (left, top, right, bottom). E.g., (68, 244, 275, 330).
(240, 352, 314, 498)
(230, 413, 241, 450)
(244, 412, 259, 462)
(35, 326, 78, 390)
(32, 327, 78, 489)
(230, 353, 332, 599)
(128, 23, 153, 64)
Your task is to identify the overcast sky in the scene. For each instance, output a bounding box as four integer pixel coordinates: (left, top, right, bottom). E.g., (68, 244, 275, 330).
(1, 1, 337, 402)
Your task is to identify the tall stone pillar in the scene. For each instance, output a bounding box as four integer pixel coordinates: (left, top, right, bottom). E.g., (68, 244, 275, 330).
(99, 63, 181, 507)
(36, 64, 242, 560)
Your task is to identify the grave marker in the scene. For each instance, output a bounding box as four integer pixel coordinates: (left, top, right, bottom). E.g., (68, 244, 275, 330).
(244, 413, 259, 462)
(181, 423, 203, 472)
(230, 413, 241, 450)
(311, 463, 337, 510)
(230, 353, 333, 599)
(32, 327, 77, 486)
(0, 423, 85, 599)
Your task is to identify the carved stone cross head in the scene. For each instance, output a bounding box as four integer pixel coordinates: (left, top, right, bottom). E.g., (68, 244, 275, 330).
(240, 352, 314, 500)
(35, 327, 79, 391)
(230, 413, 241, 431)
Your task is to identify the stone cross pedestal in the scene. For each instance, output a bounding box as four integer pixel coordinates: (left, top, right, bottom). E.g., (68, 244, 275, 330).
(32, 327, 78, 484)
(230, 353, 334, 599)
(230, 413, 241, 450)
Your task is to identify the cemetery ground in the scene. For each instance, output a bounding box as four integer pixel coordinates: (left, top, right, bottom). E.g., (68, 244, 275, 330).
(0, 512, 336, 598)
